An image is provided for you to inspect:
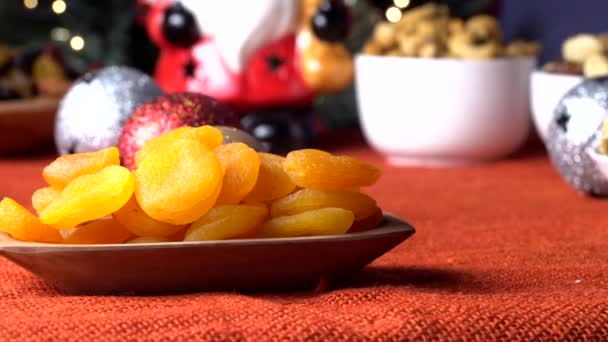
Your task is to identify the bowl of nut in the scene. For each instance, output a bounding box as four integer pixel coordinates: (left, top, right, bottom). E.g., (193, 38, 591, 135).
(531, 33, 608, 142)
(355, 4, 540, 166)
(0, 45, 72, 154)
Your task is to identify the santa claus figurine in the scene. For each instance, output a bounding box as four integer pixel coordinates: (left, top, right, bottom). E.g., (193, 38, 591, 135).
(140, 0, 354, 151)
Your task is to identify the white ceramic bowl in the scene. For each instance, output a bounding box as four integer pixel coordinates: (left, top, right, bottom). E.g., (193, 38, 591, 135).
(355, 55, 535, 166)
(530, 71, 583, 141)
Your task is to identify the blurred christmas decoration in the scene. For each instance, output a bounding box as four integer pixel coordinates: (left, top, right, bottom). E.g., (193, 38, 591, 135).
(0, 0, 158, 76)
(0, 0, 500, 131)
(141, 0, 355, 151)
(118, 92, 241, 169)
(546, 77, 608, 196)
(55, 66, 162, 155)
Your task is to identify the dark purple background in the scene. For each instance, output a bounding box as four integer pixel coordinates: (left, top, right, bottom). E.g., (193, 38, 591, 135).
(501, 0, 608, 63)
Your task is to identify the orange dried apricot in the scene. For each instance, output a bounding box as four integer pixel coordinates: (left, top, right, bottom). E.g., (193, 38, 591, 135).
(184, 204, 268, 241)
(215, 143, 260, 205)
(126, 236, 172, 244)
(284, 149, 381, 190)
(113, 196, 185, 238)
(242, 153, 296, 203)
(257, 207, 354, 238)
(270, 188, 377, 220)
(62, 218, 131, 244)
(134, 138, 222, 225)
(43, 147, 120, 188)
(39, 165, 134, 230)
(168, 228, 186, 241)
(32, 186, 61, 215)
(348, 207, 384, 233)
(0, 197, 61, 243)
(135, 125, 223, 167)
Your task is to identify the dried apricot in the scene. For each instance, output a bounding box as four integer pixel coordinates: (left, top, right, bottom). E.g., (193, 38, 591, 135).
(348, 207, 384, 233)
(135, 126, 223, 168)
(126, 236, 171, 244)
(62, 218, 131, 244)
(134, 138, 222, 225)
(0, 197, 61, 243)
(242, 153, 296, 203)
(43, 147, 120, 188)
(270, 188, 377, 220)
(39, 165, 134, 230)
(257, 207, 354, 238)
(185, 204, 268, 241)
(113, 196, 185, 238)
(32, 186, 61, 215)
(284, 149, 380, 190)
(215, 143, 260, 205)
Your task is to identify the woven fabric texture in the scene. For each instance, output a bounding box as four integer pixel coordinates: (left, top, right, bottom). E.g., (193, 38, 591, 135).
(0, 137, 607, 341)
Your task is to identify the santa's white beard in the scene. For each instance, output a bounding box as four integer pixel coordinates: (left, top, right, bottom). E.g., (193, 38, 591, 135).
(180, 0, 298, 73)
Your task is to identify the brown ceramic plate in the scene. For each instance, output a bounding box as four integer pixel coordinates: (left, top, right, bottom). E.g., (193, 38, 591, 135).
(0, 97, 59, 154)
(0, 213, 414, 294)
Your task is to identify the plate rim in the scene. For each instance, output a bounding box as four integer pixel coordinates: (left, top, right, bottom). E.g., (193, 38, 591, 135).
(0, 213, 415, 253)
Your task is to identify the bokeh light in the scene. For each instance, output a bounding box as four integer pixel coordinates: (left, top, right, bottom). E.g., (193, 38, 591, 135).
(70, 35, 85, 51)
(52, 0, 67, 14)
(394, 0, 410, 9)
(23, 0, 38, 10)
(385, 6, 402, 23)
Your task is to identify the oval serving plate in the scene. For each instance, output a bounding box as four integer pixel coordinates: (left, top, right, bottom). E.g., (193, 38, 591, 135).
(0, 213, 414, 294)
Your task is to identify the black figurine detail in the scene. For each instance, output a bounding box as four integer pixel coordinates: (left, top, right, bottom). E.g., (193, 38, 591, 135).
(311, 0, 351, 43)
(162, 2, 201, 48)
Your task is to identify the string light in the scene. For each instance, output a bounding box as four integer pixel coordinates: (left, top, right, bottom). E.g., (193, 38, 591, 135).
(52, 0, 67, 14)
(394, 0, 410, 9)
(69, 36, 85, 51)
(385, 6, 402, 23)
(50, 27, 70, 42)
(23, 0, 38, 9)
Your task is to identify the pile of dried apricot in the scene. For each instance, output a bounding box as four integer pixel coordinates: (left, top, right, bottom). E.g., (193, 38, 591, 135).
(0, 126, 383, 244)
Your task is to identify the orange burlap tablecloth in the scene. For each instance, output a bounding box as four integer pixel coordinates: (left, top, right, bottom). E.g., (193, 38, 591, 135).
(1, 133, 607, 341)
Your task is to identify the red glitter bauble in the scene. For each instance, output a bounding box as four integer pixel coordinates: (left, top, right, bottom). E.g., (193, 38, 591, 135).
(118, 92, 240, 169)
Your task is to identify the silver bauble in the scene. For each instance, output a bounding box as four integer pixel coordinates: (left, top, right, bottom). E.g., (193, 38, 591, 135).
(546, 77, 608, 196)
(54, 66, 162, 155)
(216, 126, 269, 152)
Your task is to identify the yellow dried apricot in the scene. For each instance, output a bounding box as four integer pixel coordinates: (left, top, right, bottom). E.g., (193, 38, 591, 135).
(134, 138, 222, 225)
(0, 197, 61, 243)
(135, 125, 223, 167)
(43, 147, 120, 188)
(39, 165, 134, 230)
(257, 207, 354, 238)
(32, 186, 61, 215)
(284, 149, 381, 190)
(348, 207, 384, 233)
(62, 218, 131, 244)
(270, 188, 378, 220)
(184, 204, 268, 241)
(113, 196, 185, 238)
(126, 236, 172, 244)
(215, 143, 260, 205)
(242, 153, 296, 203)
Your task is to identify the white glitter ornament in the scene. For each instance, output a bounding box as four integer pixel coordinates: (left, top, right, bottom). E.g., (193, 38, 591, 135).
(54, 66, 162, 155)
(546, 77, 608, 196)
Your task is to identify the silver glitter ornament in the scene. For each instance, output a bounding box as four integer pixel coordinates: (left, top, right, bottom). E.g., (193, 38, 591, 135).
(216, 126, 268, 152)
(546, 77, 608, 196)
(54, 66, 162, 155)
